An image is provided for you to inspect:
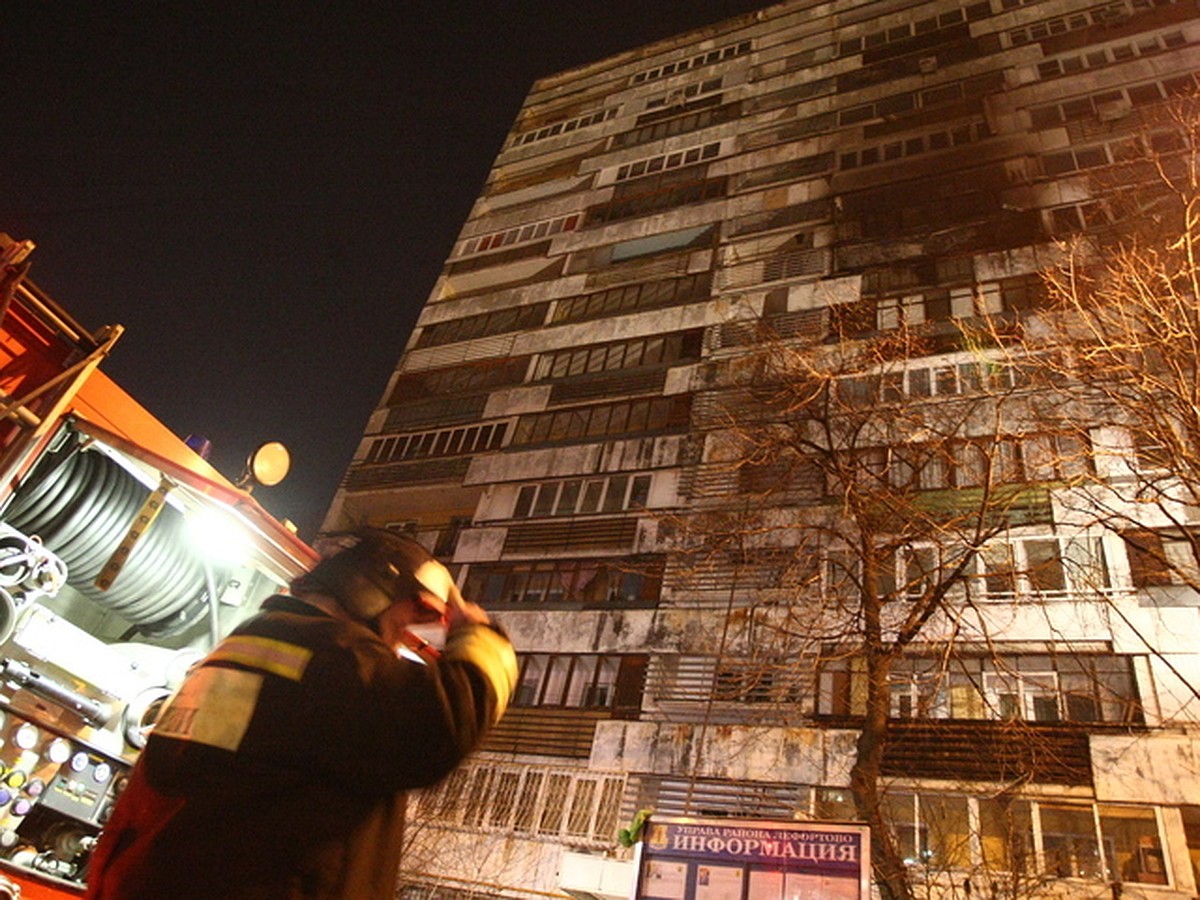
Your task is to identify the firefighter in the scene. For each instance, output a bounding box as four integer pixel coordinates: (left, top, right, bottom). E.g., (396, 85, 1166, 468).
(85, 528, 517, 899)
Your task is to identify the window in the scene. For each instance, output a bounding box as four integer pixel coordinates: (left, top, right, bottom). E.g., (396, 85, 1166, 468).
(513, 654, 636, 710)
(838, 358, 1034, 405)
(979, 798, 1034, 874)
(465, 557, 664, 607)
(1184, 807, 1200, 888)
(1102, 806, 1168, 884)
(1034, 31, 1189, 83)
(616, 141, 721, 182)
(970, 536, 1108, 598)
(366, 422, 507, 465)
(1007, 4, 1126, 46)
(883, 793, 972, 868)
(611, 224, 715, 263)
(815, 787, 856, 820)
(435, 767, 468, 818)
(461, 767, 492, 827)
(515, 656, 546, 705)
(531, 484, 557, 516)
(456, 214, 579, 257)
(552, 272, 711, 324)
(630, 40, 751, 86)
(415, 302, 550, 348)
(890, 657, 950, 719)
(1126, 530, 1171, 588)
(877, 545, 939, 600)
(813, 790, 1169, 885)
(513, 770, 543, 831)
(1048, 201, 1116, 236)
(830, 434, 1081, 498)
(882, 653, 1141, 725)
(488, 771, 520, 827)
(589, 169, 726, 224)
(387, 356, 529, 403)
(566, 780, 598, 837)
(610, 101, 740, 149)
(1038, 121, 1195, 178)
(1041, 805, 1102, 879)
(985, 657, 1060, 721)
(644, 76, 724, 111)
(883, 793, 925, 864)
(511, 106, 619, 147)
(511, 396, 690, 447)
(1133, 431, 1171, 472)
(817, 657, 855, 717)
(512, 485, 537, 518)
(839, 6, 974, 58)
(538, 330, 702, 380)
(540, 774, 570, 833)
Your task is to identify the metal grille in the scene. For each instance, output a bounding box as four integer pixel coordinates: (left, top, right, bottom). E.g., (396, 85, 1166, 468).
(502, 517, 638, 554)
(400, 334, 518, 373)
(582, 250, 705, 290)
(710, 308, 827, 350)
(383, 394, 489, 431)
(342, 457, 471, 491)
(720, 246, 830, 290)
(548, 368, 667, 404)
(413, 761, 627, 847)
(643, 654, 812, 723)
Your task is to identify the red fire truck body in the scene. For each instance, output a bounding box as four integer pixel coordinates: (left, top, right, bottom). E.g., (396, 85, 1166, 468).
(0, 237, 317, 897)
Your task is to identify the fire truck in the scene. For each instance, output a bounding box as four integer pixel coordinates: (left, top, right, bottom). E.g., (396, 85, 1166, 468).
(0, 234, 317, 898)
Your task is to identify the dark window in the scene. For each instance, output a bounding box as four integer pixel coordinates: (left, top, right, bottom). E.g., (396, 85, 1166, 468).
(553, 273, 712, 325)
(612, 656, 649, 719)
(416, 303, 550, 349)
(539, 329, 702, 380)
(511, 654, 636, 710)
(612, 101, 740, 149)
(829, 299, 876, 338)
(876, 92, 915, 116)
(466, 558, 665, 607)
(513, 395, 690, 447)
(999, 276, 1045, 313)
(1124, 532, 1173, 587)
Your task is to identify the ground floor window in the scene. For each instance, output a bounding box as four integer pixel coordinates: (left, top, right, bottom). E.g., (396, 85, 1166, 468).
(414, 762, 625, 846)
(814, 789, 1171, 887)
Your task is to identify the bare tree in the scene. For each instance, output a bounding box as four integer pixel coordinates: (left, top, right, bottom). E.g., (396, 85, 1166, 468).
(667, 312, 1060, 900)
(670, 93, 1200, 899)
(398, 777, 542, 900)
(1023, 93, 1200, 594)
(1008, 94, 1200, 718)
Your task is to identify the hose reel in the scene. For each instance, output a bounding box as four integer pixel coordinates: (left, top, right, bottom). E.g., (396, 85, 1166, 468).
(2, 438, 216, 637)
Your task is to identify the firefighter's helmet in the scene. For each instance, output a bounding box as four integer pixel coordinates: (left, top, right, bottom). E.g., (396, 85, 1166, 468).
(297, 529, 453, 623)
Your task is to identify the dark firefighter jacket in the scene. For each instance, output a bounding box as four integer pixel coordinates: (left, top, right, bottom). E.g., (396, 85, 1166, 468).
(84, 594, 517, 900)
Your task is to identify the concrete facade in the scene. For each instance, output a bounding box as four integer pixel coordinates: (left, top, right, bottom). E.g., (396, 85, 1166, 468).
(322, 1, 1200, 896)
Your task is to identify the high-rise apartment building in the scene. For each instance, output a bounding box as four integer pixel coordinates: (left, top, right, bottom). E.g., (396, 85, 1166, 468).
(322, 1, 1200, 897)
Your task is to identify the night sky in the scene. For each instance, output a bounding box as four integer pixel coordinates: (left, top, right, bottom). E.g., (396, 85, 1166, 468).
(5, 1, 772, 539)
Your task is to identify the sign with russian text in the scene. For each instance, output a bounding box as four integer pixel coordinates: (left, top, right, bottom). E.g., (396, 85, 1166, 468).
(633, 816, 870, 900)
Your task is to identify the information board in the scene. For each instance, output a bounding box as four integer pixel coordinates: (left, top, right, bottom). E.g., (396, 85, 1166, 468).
(633, 816, 870, 900)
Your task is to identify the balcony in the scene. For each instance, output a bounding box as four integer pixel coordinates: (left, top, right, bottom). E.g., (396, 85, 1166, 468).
(835, 717, 1125, 785)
